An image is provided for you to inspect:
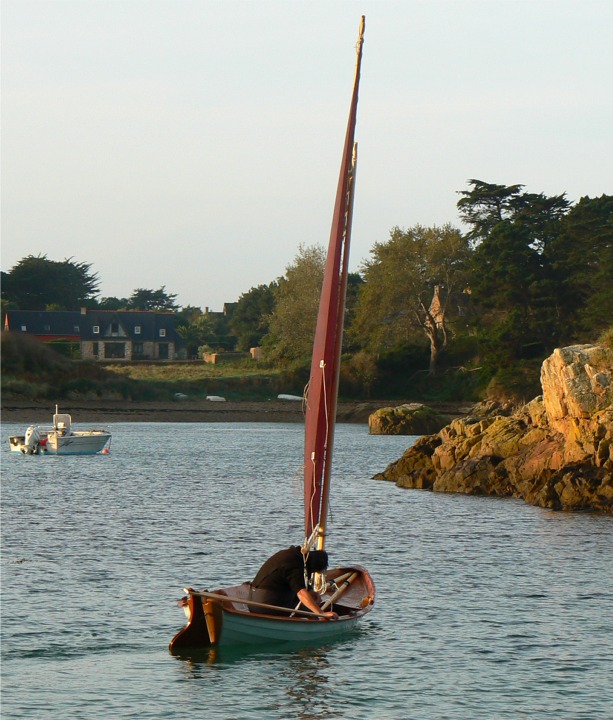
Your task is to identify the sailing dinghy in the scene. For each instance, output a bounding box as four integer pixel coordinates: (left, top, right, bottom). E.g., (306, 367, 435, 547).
(170, 17, 373, 651)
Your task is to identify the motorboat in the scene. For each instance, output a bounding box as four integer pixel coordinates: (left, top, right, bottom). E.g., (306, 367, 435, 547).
(8, 405, 111, 455)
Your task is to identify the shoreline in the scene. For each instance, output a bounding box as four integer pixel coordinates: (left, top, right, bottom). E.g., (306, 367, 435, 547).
(0, 399, 471, 425)
(0, 399, 383, 425)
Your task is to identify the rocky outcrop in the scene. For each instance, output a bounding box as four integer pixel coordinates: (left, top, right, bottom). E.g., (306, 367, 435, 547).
(368, 403, 450, 435)
(374, 345, 613, 513)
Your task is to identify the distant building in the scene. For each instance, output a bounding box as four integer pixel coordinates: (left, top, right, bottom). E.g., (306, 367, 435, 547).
(4, 309, 184, 361)
(203, 303, 237, 319)
(202, 351, 249, 364)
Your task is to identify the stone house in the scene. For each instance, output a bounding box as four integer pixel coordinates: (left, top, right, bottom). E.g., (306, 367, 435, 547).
(4, 309, 184, 361)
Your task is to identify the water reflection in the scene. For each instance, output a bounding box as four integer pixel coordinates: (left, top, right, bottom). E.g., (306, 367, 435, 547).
(172, 642, 349, 718)
(278, 647, 344, 719)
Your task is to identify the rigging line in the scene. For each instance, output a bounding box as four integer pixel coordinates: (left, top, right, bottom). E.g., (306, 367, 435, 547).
(307, 450, 318, 533)
(302, 379, 310, 416)
(321, 360, 329, 450)
(303, 523, 321, 552)
(302, 546, 310, 589)
(307, 359, 329, 535)
(320, 358, 333, 534)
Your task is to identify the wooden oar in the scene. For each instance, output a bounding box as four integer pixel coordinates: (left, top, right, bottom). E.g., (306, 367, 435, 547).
(289, 571, 354, 617)
(320, 571, 358, 611)
(328, 571, 353, 586)
(185, 589, 331, 619)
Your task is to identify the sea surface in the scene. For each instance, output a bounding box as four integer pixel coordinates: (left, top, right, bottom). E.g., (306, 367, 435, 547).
(1, 421, 611, 719)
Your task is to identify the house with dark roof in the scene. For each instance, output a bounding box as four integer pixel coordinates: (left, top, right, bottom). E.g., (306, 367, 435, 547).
(4, 309, 184, 361)
(3, 310, 82, 343)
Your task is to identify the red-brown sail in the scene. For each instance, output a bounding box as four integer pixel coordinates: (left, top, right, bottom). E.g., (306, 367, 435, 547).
(304, 16, 365, 546)
(169, 18, 374, 651)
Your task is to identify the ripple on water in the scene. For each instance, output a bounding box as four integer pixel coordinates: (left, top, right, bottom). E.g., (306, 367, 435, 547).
(1, 422, 611, 720)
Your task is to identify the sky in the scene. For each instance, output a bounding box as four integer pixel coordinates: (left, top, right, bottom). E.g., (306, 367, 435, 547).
(2, 0, 612, 311)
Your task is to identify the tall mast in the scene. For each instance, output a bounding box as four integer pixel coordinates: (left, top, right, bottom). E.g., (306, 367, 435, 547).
(303, 17, 365, 549)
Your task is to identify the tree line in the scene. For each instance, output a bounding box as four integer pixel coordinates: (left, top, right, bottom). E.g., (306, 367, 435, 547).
(2, 180, 611, 400)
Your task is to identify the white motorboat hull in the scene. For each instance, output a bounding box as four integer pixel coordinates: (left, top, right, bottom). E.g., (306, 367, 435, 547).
(9, 431, 111, 455)
(44, 430, 111, 455)
(8, 407, 111, 455)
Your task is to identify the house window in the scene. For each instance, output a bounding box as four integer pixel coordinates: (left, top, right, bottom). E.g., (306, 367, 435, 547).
(133, 342, 144, 356)
(21, 325, 27, 331)
(158, 343, 169, 359)
(134, 326, 141, 334)
(111, 322, 119, 334)
(159, 328, 166, 337)
(93, 326, 100, 334)
(44, 324, 51, 332)
(74, 325, 80, 333)
(93, 342, 99, 356)
(104, 342, 126, 359)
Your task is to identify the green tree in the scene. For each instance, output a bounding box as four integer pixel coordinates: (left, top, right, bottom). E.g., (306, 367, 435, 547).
(176, 310, 217, 357)
(127, 286, 179, 311)
(175, 305, 238, 355)
(342, 349, 378, 397)
(2, 255, 100, 310)
(549, 194, 613, 340)
(459, 180, 571, 362)
(176, 305, 205, 327)
(342, 272, 365, 351)
(263, 245, 326, 365)
(468, 222, 544, 360)
(457, 180, 525, 244)
(230, 284, 276, 351)
(351, 224, 469, 374)
(97, 296, 129, 310)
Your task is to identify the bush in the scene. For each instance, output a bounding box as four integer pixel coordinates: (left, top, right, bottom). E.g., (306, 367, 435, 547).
(597, 326, 613, 349)
(1, 377, 51, 399)
(407, 366, 487, 402)
(1, 332, 72, 375)
(341, 351, 378, 398)
(485, 362, 542, 404)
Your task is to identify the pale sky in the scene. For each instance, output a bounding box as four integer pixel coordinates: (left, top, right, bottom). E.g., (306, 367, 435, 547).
(2, 0, 612, 310)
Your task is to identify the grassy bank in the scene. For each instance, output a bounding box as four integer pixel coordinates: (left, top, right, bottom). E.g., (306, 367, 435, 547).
(1, 333, 296, 403)
(102, 360, 283, 383)
(0, 332, 492, 406)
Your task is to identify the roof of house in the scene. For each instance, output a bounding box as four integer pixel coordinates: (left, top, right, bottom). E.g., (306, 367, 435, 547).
(81, 310, 182, 343)
(4, 310, 183, 345)
(4, 310, 83, 337)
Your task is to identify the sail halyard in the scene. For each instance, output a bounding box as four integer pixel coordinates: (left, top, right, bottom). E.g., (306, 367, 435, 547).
(314, 145, 357, 552)
(303, 16, 365, 549)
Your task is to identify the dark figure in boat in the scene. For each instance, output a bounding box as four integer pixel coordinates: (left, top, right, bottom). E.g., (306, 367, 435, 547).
(249, 546, 338, 618)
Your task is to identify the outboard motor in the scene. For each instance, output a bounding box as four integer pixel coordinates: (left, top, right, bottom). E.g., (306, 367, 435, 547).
(23, 426, 41, 455)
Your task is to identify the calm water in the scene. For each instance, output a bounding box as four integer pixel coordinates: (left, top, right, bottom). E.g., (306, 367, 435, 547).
(1, 421, 611, 719)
